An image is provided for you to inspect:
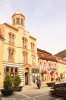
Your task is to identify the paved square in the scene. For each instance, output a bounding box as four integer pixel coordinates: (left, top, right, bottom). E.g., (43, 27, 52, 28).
(0, 83, 64, 100)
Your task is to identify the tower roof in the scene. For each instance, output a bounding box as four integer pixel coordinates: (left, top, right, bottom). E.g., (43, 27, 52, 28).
(15, 10, 21, 14)
(12, 11, 25, 19)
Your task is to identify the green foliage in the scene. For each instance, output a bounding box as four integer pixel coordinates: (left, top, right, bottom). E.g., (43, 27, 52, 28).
(56, 77, 60, 81)
(13, 74, 21, 87)
(60, 73, 63, 79)
(4, 73, 12, 89)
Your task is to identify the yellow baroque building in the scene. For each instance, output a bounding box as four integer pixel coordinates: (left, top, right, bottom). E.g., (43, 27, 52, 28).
(0, 11, 38, 86)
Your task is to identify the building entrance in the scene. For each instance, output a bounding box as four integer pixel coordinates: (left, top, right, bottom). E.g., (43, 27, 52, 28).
(25, 72, 28, 85)
(22, 64, 31, 85)
(25, 68, 29, 85)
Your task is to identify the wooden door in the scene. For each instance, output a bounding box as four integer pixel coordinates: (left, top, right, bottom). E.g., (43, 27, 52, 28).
(25, 73, 28, 85)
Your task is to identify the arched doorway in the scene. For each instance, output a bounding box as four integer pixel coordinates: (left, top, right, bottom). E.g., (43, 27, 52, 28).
(25, 68, 29, 85)
(22, 64, 31, 85)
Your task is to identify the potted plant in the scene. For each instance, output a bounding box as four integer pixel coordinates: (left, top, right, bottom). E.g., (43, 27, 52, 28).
(56, 77, 61, 82)
(46, 78, 55, 87)
(1, 73, 13, 96)
(13, 74, 22, 91)
(46, 82, 55, 87)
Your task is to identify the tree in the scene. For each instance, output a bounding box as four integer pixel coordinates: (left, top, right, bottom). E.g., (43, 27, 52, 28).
(4, 73, 12, 89)
(60, 73, 63, 79)
(13, 74, 21, 87)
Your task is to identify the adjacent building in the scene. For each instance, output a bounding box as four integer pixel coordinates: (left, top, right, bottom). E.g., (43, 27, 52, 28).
(54, 56, 66, 79)
(37, 48, 66, 82)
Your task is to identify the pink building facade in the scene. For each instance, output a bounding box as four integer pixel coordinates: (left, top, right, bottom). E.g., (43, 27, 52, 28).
(37, 48, 66, 82)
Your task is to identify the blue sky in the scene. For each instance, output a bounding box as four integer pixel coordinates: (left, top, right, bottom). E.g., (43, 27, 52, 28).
(0, 0, 66, 54)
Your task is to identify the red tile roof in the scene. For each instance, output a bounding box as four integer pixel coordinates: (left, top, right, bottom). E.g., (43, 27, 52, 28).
(37, 48, 52, 55)
(37, 48, 66, 64)
(38, 51, 57, 62)
(54, 56, 66, 64)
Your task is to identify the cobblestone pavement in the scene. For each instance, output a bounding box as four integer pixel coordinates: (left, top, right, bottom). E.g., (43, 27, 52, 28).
(0, 93, 63, 100)
(0, 83, 65, 100)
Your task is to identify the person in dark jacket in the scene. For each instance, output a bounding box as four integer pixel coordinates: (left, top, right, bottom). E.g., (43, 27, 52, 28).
(36, 78, 41, 89)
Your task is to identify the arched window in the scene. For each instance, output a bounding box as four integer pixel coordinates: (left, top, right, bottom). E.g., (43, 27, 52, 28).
(11, 50, 14, 59)
(12, 35, 14, 43)
(16, 18, 20, 24)
(31, 42, 35, 52)
(8, 49, 11, 58)
(5, 67, 18, 78)
(22, 37, 28, 49)
(9, 34, 11, 42)
(40, 62, 42, 71)
(8, 32, 15, 45)
(6, 67, 9, 73)
(23, 51, 28, 63)
(32, 55, 36, 65)
(8, 48, 15, 60)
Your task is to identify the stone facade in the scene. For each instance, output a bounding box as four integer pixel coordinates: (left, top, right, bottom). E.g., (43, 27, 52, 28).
(0, 12, 38, 87)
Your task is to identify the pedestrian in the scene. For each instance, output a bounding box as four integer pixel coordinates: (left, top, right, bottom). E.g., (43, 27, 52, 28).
(36, 78, 41, 89)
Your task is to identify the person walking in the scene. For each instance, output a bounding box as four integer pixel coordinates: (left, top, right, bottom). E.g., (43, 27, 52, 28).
(36, 78, 41, 89)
